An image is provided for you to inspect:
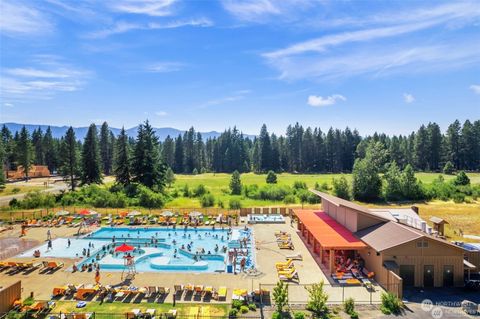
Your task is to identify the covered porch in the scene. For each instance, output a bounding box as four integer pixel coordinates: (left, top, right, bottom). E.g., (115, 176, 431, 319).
(293, 210, 367, 276)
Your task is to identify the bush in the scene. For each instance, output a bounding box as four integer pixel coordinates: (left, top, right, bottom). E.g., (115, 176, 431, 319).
(332, 176, 351, 200)
(11, 187, 21, 194)
(293, 181, 307, 190)
(192, 184, 208, 197)
(248, 303, 257, 311)
(192, 168, 198, 175)
(200, 194, 215, 207)
(271, 311, 281, 319)
(452, 192, 465, 203)
(293, 312, 305, 319)
(380, 292, 402, 315)
(443, 161, 455, 174)
(305, 281, 329, 317)
(266, 170, 278, 184)
(344, 297, 358, 318)
(229, 198, 242, 209)
(453, 171, 470, 186)
(228, 309, 238, 318)
(232, 300, 244, 310)
(283, 194, 296, 204)
(217, 199, 224, 208)
(239, 305, 249, 314)
(137, 186, 166, 208)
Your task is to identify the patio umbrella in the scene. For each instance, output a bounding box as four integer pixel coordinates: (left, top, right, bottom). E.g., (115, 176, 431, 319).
(128, 210, 142, 217)
(118, 211, 128, 217)
(189, 211, 203, 218)
(55, 210, 70, 216)
(115, 243, 134, 252)
(78, 209, 91, 216)
(161, 211, 174, 217)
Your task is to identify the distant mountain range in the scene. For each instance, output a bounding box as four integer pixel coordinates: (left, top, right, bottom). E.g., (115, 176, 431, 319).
(0, 122, 255, 141)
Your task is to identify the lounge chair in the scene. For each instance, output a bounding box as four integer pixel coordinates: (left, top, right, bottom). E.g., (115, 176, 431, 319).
(73, 313, 92, 319)
(157, 286, 170, 295)
(278, 242, 294, 250)
(275, 259, 294, 270)
(75, 285, 99, 300)
(145, 309, 156, 319)
(126, 309, 141, 319)
(279, 270, 298, 281)
(165, 309, 177, 319)
(194, 285, 204, 296)
(217, 287, 227, 300)
(52, 286, 69, 297)
(47, 261, 64, 270)
(232, 289, 247, 300)
(278, 267, 296, 277)
(146, 286, 157, 298)
(285, 253, 303, 261)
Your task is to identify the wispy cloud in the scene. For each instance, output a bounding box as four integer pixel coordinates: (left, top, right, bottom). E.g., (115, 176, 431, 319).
(106, 0, 178, 17)
(222, 0, 313, 23)
(1, 55, 90, 100)
(87, 18, 213, 38)
(307, 94, 346, 107)
(146, 62, 185, 73)
(198, 90, 251, 108)
(3, 102, 14, 108)
(470, 84, 480, 95)
(263, 2, 480, 81)
(403, 93, 415, 103)
(0, 0, 53, 36)
(155, 111, 168, 116)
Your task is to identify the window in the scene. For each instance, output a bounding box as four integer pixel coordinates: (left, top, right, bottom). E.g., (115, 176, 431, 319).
(416, 240, 428, 248)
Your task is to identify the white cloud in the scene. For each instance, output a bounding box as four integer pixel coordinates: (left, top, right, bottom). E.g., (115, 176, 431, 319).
(222, 0, 313, 23)
(0, 0, 53, 36)
(262, 2, 480, 81)
(106, 0, 177, 17)
(1, 55, 90, 100)
(87, 18, 212, 38)
(403, 93, 415, 103)
(307, 94, 346, 107)
(198, 90, 251, 108)
(470, 84, 480, 94)
(155, 111, 168, 117)
(4, 103, 14, 108)
(147, 62, 185, 73)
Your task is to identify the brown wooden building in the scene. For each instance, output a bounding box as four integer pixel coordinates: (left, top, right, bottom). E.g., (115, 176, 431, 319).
(299, 190, 471, 297)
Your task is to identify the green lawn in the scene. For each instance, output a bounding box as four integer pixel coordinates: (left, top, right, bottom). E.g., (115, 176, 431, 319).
(167, 172, 480, 208)
(0, 184, 45, 195)
(52, 301, 229, 317)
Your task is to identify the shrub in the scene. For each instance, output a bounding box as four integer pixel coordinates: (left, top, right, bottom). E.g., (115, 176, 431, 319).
(344, 297, 358, 318)
(248, 303, 257, 311)
(443, 161, 455, 174)
(452, 192, 465, 203)
(283, 194, 296, 204)
(305, 281, 329, 317)
(380, 292, 403, 315)
(200, 194, 215, 207)
(232, 300, 244, 310)
(217, 199, 224, 208)
(239, 305, 249, 314)
(229, 198, 242, 209)
(230, 170, 242, 195)
(453, 171, 470, 186)
(272, 280, 289, 314)
(192, 168, 198, 175)
(9, 198, 19, 208)
(271, 311, 281, 319)
(228, 308, 238, 318)
(137, 186, 165, 208)
(332, 176, 351, 200)
(11, 187, 21, 194)
(266, 170, 278, 184)
(192, 184, 208, 197)
(182, 184, 191, 197)
(293, 311, 305, 319)
(293, 180, 307, 190)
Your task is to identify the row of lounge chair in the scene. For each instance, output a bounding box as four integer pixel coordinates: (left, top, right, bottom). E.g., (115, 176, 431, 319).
(0, 260, 64, 272)
(275, 259, 299, 281)
(275, 231, 294, 250)
(174, 284, 227, 301)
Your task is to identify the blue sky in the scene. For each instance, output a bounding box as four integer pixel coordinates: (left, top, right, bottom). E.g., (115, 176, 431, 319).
(0, 0, 479, 135)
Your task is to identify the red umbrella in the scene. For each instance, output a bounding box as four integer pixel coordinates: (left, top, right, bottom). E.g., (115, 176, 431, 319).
(115, 243, 134, 252)
(79, 209, 91, 216)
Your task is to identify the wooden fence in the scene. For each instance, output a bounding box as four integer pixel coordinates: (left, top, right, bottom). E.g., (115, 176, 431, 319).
(0, 281, 21, 313)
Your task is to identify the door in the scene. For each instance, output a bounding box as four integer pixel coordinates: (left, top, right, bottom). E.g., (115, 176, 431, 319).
(424, 265, 434, 287)
(399, 265, 415, 287)
(443, 265, 454, 287)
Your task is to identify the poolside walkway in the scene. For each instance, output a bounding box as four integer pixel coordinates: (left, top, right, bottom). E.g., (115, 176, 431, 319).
(0, 219, 384, 304)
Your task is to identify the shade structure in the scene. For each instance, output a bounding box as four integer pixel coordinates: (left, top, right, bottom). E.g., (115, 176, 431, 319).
(161, 211, 174, 217)
(189, 211, 203, 218)
(118, 211, 128, 217)
(115, 243, 134, 252)
(128, 210, 142, 217)
(55, 210, 70, 216)
(294, 210, 367, 250)
(78, 209, 91, 216)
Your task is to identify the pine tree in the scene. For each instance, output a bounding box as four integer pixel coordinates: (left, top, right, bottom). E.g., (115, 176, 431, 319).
(445, 120, 461, 169)
(229, 170, 242, 195)
(165, 167, 175, 187)
(162, 135, 175, 168)
(266, 170, 277, 184)
(352, 158, 382, 202)
(17, 126, 33, 179)
(59, 127, 79, 191)
(414, 125, 429, 170)
(174, 135, 184, 173)
(258, 124, 272, 172)
(99, 122, 113, 175)
(427, 122, 442, 171)
(132, 121, 167, 190)
(384, 161, 403, 200)
(400, 164, 422, 199)
(81, 123, 103, 185)
(44, 127, 58, 173)
(32, 127, 45, 165)
(0, 138, 6, 188)
(114, 127, 131, 186)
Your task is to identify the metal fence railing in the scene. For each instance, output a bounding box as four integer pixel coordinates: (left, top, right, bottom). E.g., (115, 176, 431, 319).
(0, 313, 263, 319)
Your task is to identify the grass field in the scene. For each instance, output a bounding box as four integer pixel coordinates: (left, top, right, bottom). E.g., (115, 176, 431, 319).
(167, 172, 480, 208)
(52, 301, 229, 317)
(0, 184, 45, 196)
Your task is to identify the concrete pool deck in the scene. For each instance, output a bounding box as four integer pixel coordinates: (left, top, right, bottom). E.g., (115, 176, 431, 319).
(0, 218, 384, 303)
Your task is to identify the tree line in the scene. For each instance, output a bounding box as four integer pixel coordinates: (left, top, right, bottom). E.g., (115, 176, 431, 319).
(1, 119, 479, 190)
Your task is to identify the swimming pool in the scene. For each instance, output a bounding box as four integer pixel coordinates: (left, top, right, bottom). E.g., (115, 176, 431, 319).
(19, 227, 255, 273)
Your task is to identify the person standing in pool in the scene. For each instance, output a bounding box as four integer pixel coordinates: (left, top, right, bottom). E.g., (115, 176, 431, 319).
(47, 239, 52, 251)
(67, 239, 71, 248)
(47, 229, 51, 241)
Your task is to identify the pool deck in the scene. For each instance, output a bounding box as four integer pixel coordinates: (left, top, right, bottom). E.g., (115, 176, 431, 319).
(0, 219, 384, 304)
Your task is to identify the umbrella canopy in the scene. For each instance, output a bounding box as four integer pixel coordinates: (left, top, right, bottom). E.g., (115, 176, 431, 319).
(55, 210, 70, 216)
(118, 211, 128, 217)
(161, 211, 174, 217)
(115, 243, 134, 252)
(189, 211, 203, 218)
(78, 209, 91, 216)
(128, 210, 142, 217)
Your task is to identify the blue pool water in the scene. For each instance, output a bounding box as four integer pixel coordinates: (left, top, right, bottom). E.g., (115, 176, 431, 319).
(20, 227, 255, 273)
